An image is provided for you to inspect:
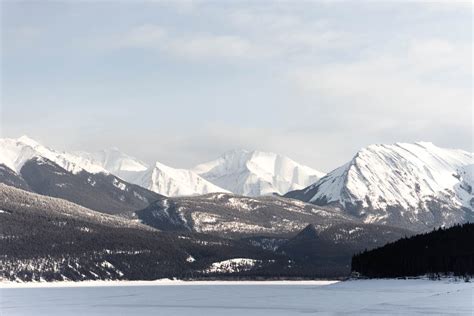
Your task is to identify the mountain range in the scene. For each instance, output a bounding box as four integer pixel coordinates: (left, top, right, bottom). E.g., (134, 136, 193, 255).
(0, 183, 290, 281)
(0, 182, 410, 280)
(72, 148, 228, 196)
(0, 136, 325, 197)
(0, 136, 472, 232)
(0, 135, 472, 281)
(75, 148, 325, 197)
(0, 136, 162, 214)
(1, 136, 472, 229)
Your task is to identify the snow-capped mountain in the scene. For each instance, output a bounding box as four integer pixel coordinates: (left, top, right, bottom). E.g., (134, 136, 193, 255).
(286, 142, 473, 231)
(73, 148, 325, 197)
(0, 136, 106, 175)
(72, 148, 148, 180)
(128, 162, 230, 197)
(0, 136, 325, 197)
(0, 136, 162, 214)
(0, 136, 226, 197)
(72, 149, 229, 197)
(193, 149, 325, 196)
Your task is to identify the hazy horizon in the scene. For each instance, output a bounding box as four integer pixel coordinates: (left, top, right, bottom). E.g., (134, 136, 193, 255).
(1, 1, 472, 171)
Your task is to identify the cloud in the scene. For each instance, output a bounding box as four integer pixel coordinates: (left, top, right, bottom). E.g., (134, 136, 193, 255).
(226, 9, 353, 61)
(409, 39, 471, 74)
(289, 37, 472, 150)
(413, 0, 472, 11)
(115, 24, 263, 60)
(168, 34, 256, 59)
(113, 8, 351, 63)
(2, 26, 43, 52)
(123, 24, 167, 47)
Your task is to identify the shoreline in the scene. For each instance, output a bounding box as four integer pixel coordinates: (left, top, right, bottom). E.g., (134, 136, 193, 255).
(2, 275, 469, 289)
(0, 279, 339, 288)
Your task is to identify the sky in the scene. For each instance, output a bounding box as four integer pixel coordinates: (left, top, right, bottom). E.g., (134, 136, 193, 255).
(1, 0, 472, 172)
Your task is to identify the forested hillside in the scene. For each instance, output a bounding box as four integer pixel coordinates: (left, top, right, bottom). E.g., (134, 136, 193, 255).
(0, 184, 288, 281)
(352, 223, 474, 277)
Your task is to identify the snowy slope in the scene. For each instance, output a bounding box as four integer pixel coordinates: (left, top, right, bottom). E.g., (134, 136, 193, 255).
(73, 149, 229, 197)
(72, 148, 148, 180)
(0, 137, 323, 197)
(193, 150, 325, 196)
(0, 137, 164, 214)
(286, 142, 473, 230)
(455, 164, 473, 209)
(128, 162, 229, 197)
(135, 192, 409, 240)
(0, 137, 225, 197)
(0, 136, 106, 175)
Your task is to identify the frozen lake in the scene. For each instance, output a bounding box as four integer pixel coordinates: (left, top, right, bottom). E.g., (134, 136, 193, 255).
(1, 279, 473, 315)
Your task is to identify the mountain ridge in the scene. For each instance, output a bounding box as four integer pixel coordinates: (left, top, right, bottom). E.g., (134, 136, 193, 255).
(193, 149, 325, 196)
(130, 161, 230, 197)
(0, 183, 293, 281)
(285, 142, 473, 231)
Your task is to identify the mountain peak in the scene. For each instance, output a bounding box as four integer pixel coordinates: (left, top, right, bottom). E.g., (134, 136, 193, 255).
(286, 141, 473, 231)
(73, 148, 148, 175)
(193, 150, 325, 196)
(0, 136, 109, 175)
(106, 146, 121, 152)
(153, 160, 174, 172)
(17, 135, 40, 147)
(414, 141, 435, 147)
(142, 160, 229, 197)
(222, 148, 251, 156)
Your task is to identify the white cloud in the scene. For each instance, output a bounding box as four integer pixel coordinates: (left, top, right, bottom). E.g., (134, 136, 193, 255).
(2, 26, 43, 51)
(114, 8, 351, 62)
(289, 37, 471, 145)
(228, 10, 304, 31)
(413, 0, 472, 11)
(167, 34, 256, 59)
(409, 39, 471, 74)
(226, 9, 352, 60)
(116, 24, 263, 60)
(123, 24, 167, 47)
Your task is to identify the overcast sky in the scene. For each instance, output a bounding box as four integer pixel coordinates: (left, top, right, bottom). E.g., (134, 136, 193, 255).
(1, 1, 472, 172)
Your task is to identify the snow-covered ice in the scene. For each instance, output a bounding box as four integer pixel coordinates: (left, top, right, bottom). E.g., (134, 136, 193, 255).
(1, 279, 472, 315)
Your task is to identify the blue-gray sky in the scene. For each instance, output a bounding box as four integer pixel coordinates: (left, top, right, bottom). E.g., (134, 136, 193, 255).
(1, 1, 472, 171)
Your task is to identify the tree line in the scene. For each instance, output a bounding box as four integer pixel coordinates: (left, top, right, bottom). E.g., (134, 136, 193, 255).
(352, 223, 474, 277)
